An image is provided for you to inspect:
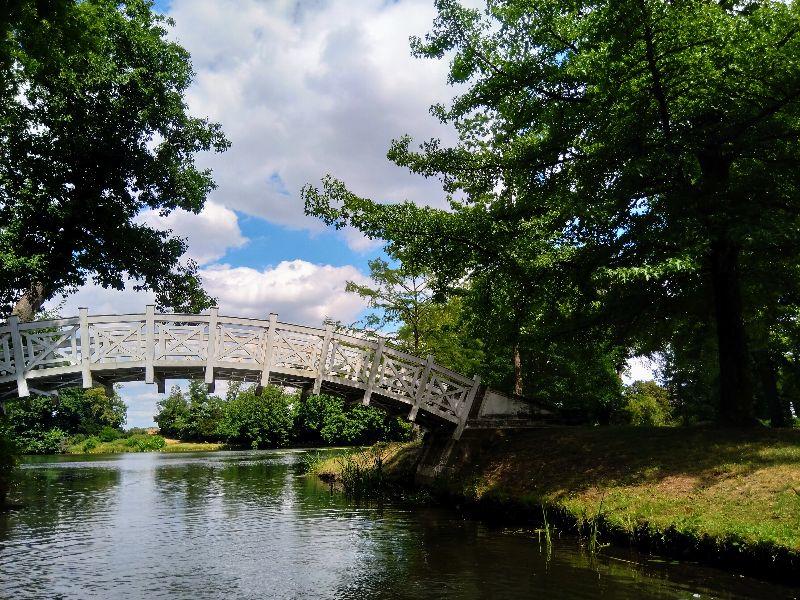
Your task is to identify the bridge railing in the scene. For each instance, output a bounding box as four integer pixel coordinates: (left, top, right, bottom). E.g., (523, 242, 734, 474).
(0, 307, 481, 438)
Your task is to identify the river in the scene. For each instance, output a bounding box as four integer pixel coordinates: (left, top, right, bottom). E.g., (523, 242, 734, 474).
(0, 449, 795, 599)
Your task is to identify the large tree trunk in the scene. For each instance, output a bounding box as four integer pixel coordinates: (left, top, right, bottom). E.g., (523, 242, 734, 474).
(513, 342, 523, 396)
(12, 283, 46, 322)
(756, 352, 790, 427)
(709, 239, 754, 425)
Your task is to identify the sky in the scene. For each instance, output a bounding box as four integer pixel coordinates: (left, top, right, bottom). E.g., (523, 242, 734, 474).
(49, 0, 654, 427)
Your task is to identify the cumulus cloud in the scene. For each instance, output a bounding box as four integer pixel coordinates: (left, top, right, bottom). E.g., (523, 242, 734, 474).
(137, 201, 247, 265)
(202, 260, 369, 325)
(169, 0, 459, 230)
(50, 259, 369, 327)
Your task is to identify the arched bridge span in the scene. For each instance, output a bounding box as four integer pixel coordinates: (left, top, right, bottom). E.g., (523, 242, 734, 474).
(0, 307, 482, 439)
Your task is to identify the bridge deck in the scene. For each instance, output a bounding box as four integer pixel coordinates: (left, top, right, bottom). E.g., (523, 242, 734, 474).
(0, 307, 481, 439)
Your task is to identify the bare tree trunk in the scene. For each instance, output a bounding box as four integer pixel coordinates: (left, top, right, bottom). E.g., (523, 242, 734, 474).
(710, 239, 754, 425)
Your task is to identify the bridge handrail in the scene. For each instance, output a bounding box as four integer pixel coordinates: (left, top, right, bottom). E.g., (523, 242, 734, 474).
(0, 306, 482, 439)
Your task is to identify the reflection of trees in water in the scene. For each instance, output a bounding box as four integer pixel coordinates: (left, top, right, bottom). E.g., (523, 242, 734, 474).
(6, 463, 121, 533)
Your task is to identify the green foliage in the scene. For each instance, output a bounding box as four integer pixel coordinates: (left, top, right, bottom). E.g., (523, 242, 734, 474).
(294, 394, 412, 446)
(4, 386, 127, 454)
(304, 0, 800, 425)
(620, 381, 674, 427)
(154, 386, 412, 449)
(1, 0, 228, 317)
(217, 385, 294, 449)
(154, 385, 191, 438)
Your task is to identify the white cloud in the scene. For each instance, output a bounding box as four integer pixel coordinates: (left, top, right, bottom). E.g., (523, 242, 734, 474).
(137, 201, 247, 265)
(168, 0, 459, 229)
(49, 259, 368, 327)
(202, 260, 368, 325)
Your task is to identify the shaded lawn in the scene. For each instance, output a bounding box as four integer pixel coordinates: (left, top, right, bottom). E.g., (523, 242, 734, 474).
(437, 427, 800, 551)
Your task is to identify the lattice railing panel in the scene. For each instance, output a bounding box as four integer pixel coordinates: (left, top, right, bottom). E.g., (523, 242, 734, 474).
(21, 326, 80, 371)
(90, 323, 147, 363)
(155, 322, 208, 361)
(0, 332, 13, 377)
(420, 371, 471, 418)
(271, 328, 323, 372)
(215, 324, 265, 365)
(375, 354, 424, 401)
(325, 339, 372, 385)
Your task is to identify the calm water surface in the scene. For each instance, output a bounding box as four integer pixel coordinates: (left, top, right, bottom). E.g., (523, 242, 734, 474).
(0, 449, 796, 599)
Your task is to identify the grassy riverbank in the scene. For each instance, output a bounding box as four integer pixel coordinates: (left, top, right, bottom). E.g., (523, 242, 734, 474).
(64, 434, 225, 454)
(312, 427, 800, 581)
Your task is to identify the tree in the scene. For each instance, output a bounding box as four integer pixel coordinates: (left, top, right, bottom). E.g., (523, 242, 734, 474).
(620, 380, 673, 427)
(154, 385, 190, 438)
(304, 0, 800, 425)
(4, 386, 127, 453)
(346, 258, 434, 354)
(1, 0, 228, 320)
(217, 385, 294, 449)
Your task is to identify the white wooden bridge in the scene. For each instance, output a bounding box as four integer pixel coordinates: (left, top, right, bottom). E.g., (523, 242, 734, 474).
(0, 307, 485, 439)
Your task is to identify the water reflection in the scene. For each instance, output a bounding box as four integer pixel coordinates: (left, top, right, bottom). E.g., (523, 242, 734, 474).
(0, 450, 794, 599)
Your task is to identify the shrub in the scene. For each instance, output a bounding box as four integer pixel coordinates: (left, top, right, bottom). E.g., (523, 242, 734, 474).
(82, 436, 100, 452)
(218, 385, 294, 449)
(125, 434, 166, 452)
(99, 426, 123, 442)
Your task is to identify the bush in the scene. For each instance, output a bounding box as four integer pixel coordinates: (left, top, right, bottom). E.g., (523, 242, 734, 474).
(99, 426, 123, 442)
(125, 434, 166, 452)
(82, 436, 100, 452)
(295, 394, 412, 446)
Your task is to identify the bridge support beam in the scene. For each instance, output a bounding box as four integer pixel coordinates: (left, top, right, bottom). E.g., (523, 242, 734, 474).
(362, 337, 385, 406)
(8, 315, 28, 397)
(257, 313, 277, 396)
(453, 375, 481, 440)
(205, 307, 218, 391)
(313, 323, 333, 395)
(408, 355, 434, 422)
(79, 308, 92, 389)
(145, 305, 155, 384)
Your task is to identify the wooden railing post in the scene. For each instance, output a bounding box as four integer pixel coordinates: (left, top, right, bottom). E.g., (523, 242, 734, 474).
(258, 313, 278, 394)
(8, 315, 28, 397)
(145, 305, 155, 384)
(313, 323, 334, 395)
(79, 307, 92, 389)
(205, 307, 218, 391)
(408, 355, 435, 422)
(362, 337, 385, 406)
(453, 374, 481, 440)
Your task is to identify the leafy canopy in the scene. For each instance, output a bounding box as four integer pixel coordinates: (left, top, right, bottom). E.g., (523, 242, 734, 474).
(0, 0, 229, 318)
(304, 0, 800, 424)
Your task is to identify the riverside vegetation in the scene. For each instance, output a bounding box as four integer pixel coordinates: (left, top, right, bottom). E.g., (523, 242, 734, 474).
(0, 381, 411, 459)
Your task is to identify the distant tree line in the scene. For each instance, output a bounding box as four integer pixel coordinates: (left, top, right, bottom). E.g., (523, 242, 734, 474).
(154, 381, 412, 449)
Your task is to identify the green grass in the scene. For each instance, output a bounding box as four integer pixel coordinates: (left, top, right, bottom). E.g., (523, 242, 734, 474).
(161, 440, 226, 452)
(450, 427, 800, 552)
(326, 428, 800, 557)
(66, 433, 167, 454)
